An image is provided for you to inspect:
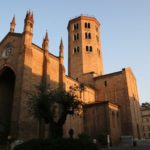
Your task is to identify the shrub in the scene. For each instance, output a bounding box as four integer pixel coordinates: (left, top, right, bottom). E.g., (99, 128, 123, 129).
(14, 138, 98, 150)
(97, 133, 107, 146)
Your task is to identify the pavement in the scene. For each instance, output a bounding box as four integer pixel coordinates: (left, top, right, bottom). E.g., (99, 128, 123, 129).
(101, 145, 150, 150)
(101, 139, 150, 150)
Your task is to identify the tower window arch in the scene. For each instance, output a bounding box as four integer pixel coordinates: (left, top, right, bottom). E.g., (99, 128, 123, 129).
(85, 22, 88, 28)
(73, 46, 80, 53)
(86, 46, 88, 51)
(90, 46, 92, 51)
(73, 23, 79, 30)
(73, 33, 79, 41)
(74, 35, 76, 41)
(86, 46, 93, 52)
(85, 22, 91, 28)
(88, 33, 91, 39)
(77, 46, 80, 52)
(85, 32, 91, 39)
(85, 32, 88, 39)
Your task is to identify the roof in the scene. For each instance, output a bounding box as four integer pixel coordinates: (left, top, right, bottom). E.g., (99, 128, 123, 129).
(67, 15, 100, 30)
(84, 100, 120, 108)
(0, 32, 22, 45)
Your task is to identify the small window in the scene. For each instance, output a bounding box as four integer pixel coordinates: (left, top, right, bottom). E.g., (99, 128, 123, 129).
(74, 23, 79, 30)
(86, 46, 92, 52)
(85, 22, 90, 28)
(85, 32, 88, 39)
(77, 47, 80, 52)
(77, 33, 79, 40)
(74, 34, 76, 41)
(104, 81, 107, 87)
(74, 47, 77, 53)
(90, 46, 92, 52)
(86, 46, 88, 51)
(74, 33, 79, 41)
(85, 32, 91, 39)
(85, 22, 88, 28)
(88, 33, 91, 39)
(76, 23, 79, 29)
(74, 47, 80, 53)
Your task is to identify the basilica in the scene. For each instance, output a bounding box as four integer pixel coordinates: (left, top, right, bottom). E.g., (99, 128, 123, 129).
(0, 11, 142, 144)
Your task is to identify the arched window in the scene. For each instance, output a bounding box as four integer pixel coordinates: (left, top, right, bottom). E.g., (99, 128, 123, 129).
(85, 32, 88, 39)
(86, 46, 88, 51)
(86, 46, 93, 52)
(74, 34, 76, 41)
(74, 23, 79, 30)
(88, 33, 91, 39)
(77, 47, 80, 52)
(74, 47, 80, 53)
(74, 47, 77, 53)
(90, 46, 92, 52)
(88, 23, 91, 28)
(74, 33, 79, 41)
(85, 22, 88, 28)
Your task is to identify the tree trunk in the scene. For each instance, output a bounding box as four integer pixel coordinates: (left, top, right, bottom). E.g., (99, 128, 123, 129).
(49, 122, 63, 138)
(48, 113, 67, 139)
(38, 119, 45, 138)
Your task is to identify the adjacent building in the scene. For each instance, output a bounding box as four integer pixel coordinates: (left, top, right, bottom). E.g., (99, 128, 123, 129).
(141, 104, 150, 138)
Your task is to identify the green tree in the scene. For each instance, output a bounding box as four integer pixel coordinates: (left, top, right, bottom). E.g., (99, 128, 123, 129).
(27, 83, 82, 138)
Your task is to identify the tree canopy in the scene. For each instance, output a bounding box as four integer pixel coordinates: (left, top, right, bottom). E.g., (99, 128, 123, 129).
(26, 83, 83, 138)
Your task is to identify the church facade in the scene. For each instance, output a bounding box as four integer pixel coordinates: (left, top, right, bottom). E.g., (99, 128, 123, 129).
(0, 11, 142, 144)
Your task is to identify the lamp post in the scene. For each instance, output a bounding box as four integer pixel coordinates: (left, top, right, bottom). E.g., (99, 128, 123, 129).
(7, 135, 11, 150)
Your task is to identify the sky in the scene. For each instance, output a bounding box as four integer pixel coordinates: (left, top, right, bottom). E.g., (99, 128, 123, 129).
(0, 0, 149, 104)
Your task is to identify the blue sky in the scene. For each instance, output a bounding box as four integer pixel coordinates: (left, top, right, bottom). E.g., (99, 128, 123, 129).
(0, 0, 149, 103)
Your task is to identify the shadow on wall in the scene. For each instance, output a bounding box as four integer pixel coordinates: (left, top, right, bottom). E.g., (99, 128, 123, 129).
(0, 64, 59, 144)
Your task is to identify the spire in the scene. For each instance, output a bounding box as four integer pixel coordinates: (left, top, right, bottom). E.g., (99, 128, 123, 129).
(25, 10, 34, 23)
(10, 16, 16, 33)
(24, 10, 34, 32)
(45, 31, 49, 41)
(23, 10, 34, 45)
(59, 38, 64, 58)
(59, 38, 65, 89)
(42, 31, 49, 51)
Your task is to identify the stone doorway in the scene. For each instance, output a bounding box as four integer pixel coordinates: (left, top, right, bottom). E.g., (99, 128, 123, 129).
(0, 67, 15, 143)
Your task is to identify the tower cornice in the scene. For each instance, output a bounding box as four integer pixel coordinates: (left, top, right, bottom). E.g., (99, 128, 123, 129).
(67, 15, 100, 30)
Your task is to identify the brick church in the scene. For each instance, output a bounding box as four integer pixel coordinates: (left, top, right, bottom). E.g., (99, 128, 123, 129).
(0, 11, 142, 144)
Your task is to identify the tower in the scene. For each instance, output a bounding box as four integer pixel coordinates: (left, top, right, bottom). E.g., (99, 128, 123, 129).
(68, 16, 104, 80)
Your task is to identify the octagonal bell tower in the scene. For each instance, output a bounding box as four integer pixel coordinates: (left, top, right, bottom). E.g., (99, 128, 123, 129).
(68, 16, 104, 80)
